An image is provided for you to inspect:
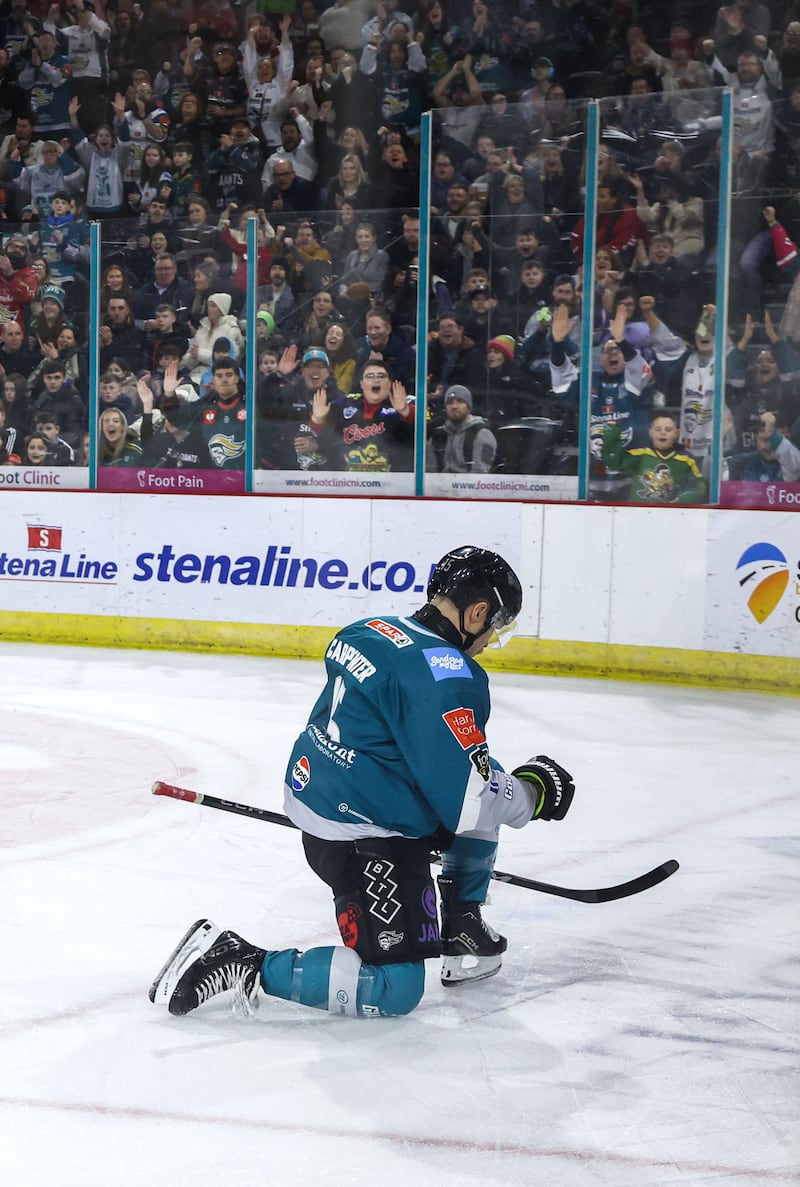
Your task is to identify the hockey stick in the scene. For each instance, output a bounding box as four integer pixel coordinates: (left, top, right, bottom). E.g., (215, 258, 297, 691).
(152, 781, 678, 903)
(151, 781, 678, 902)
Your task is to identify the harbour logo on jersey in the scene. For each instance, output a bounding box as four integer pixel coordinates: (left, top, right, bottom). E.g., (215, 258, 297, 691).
(366, 619, 413, 647)
(736, 542, 789, 623)
(442, 707, 485, 749)
(291, 755, 311, 791)
(424, 647, 470, 681)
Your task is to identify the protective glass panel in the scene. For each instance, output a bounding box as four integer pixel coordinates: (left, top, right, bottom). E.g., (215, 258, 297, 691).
(721, 79, 800, 510)
(424, 96, 588, 502)
(588, 88, 726, 507)
(0, 216, 90, 487)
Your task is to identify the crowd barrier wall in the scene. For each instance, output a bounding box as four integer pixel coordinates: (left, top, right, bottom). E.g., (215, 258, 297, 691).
(1, 491, 798, 696)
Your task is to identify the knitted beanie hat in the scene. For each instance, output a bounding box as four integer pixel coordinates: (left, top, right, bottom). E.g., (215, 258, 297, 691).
(41, 284, 66, 309)
(208, 292, 232, 317)
(487, 334, 515, 362)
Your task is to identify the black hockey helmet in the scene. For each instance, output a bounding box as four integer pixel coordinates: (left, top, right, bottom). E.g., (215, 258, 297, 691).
(427, 545, 522, 648)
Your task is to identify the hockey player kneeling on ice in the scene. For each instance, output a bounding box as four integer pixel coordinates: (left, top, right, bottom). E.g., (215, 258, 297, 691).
(150, 546, 576, 1019)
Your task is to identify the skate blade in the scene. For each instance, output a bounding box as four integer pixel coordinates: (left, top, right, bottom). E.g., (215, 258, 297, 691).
(149, 919, 221, 1006)
(440, 953, 503, 987)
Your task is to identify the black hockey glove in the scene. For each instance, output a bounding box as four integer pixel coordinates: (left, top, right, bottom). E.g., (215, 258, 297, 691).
(511, 756, 575, 821)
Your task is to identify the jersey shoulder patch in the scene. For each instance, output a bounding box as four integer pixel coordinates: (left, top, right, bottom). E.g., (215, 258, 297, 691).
(365, 618, 413, 648)
(423, 647, 472, 681)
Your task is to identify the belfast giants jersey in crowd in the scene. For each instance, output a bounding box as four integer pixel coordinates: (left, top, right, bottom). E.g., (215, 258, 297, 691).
(284, 614, 508, 842)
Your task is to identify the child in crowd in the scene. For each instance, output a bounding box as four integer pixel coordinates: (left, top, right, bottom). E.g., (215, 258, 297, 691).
(23, 431, 51, 465)
(98, 369, 137, 422)
(35, 408, 75, 465)
(601, 412, 706, 504)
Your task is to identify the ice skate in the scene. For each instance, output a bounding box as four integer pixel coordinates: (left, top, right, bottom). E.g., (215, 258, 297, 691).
(149, 919, 265, 1016)
(438, 876, 508, 987)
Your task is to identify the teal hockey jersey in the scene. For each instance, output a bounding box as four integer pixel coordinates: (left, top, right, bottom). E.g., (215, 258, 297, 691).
(283, 614, 533, 841)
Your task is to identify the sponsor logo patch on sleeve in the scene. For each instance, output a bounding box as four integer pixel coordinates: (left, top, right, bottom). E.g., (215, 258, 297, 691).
(291, 755, 311, 791)
(423, 647, 471, 681)
(442, 707, 485, 749)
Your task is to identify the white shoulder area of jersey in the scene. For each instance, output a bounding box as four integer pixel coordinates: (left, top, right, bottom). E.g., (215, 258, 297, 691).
(397, 615, 443, 641)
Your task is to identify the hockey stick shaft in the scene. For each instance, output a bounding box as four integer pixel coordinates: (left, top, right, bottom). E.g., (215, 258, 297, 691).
(153, 781, 298, 829)
(152, 781, 678, 903)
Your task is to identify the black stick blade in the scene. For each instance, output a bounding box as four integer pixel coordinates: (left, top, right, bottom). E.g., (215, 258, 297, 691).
(491, 859, 680, 902)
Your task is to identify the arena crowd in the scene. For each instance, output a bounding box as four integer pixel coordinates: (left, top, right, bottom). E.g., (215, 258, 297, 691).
(1, 0, 799, 497)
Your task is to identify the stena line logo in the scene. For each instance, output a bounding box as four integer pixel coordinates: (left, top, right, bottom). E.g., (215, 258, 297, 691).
(0, 524, 118, 584)
(27, 525, 62, 551)
(131, 543, 438, 594)
(735, 542, 790, 623)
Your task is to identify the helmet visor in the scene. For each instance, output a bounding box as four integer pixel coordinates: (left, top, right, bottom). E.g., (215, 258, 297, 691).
(485, 606, 518, 649)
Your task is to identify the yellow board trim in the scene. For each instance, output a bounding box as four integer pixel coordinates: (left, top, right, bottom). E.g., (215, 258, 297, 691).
(3, 611, 798, 698)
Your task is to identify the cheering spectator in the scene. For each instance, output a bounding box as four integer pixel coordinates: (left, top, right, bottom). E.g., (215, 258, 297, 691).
(167, 91, 212, 162)
(206, 117, 264, 213)
(116, 78, 170, 188)
(262, 114, 317, 188)
(5, 136, 85, 219)
(244, 14, 294, 154)
(69, 97, 131, 218)
(21, 429, 51, 465)
(98, 405, 143, 466)
(601, 411, 706, 503)
(19, 28, 72, 137)
(317, 321, 358, 394)
(359, 34, 427, 138)
(219, 205, 274, 302)
(357, 305, 415, 386)
(126, 143, 172, 214)
(184, 38, 248, 135)
(50, 0, 112, 133)
(465, 0, 512, 95)
(311, 356, 414, 472)
(0, 235, 38, 325)
(284, 220, 332, 294)
(256, 343, 346, 471)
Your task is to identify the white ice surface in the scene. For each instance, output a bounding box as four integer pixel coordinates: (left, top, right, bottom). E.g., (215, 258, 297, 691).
(0, 643, 797, 1186)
